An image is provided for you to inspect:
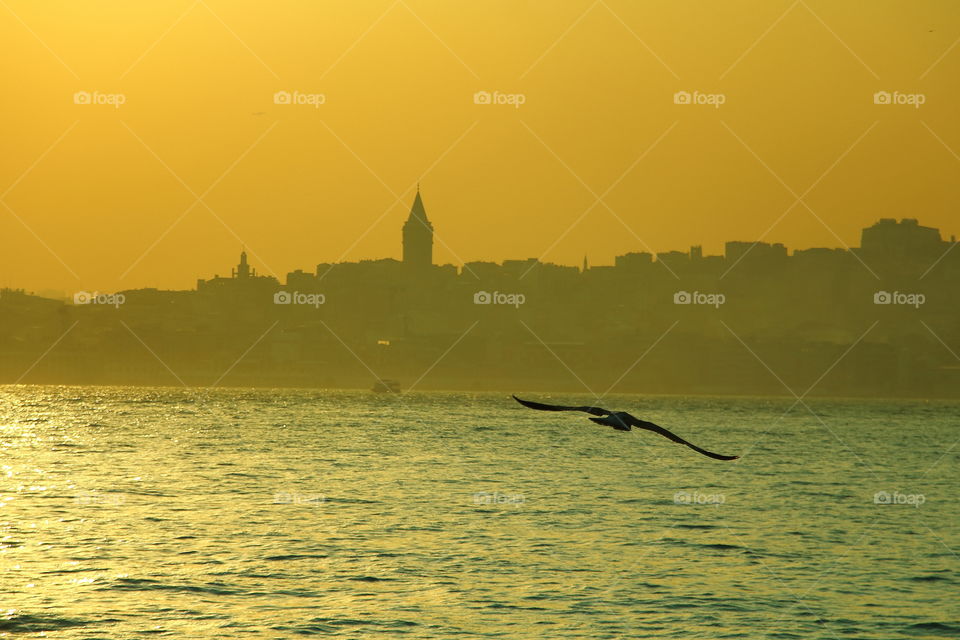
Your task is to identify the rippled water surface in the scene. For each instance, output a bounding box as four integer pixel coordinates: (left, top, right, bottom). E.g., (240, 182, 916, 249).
(1, 386, 958, 638)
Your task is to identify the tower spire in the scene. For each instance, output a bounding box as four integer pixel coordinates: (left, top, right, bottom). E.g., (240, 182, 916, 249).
(407, 188, 429, 225)
(237, 246, 250, 278)
(402, 187, 433, 267)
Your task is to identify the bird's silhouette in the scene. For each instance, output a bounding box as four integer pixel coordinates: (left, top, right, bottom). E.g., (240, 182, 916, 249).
(513, 395, 739, 461)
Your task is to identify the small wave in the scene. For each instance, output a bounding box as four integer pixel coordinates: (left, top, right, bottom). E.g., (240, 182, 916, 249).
(904, 622, 960, 636)
(0, 614, 92, 632)
(41, 566, 107, 574)
(264, 553, 330, 561)
(348, 575, 395, 582)
(908, 575, 950, 582)
(660, 538, 745, 552)
(121, 489, 170, 497)
(209, 571, 286, 579)
(100, 577, 245, 596)
(270, 588, 322, 597)
(296, 617, 417, 629)
(485, 603, 548, 611)
(696, 543, 740, 550)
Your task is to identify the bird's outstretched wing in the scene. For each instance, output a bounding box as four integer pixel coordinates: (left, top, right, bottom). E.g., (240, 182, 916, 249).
(623, 414, 739, 461)
(512, 395, 610, 417)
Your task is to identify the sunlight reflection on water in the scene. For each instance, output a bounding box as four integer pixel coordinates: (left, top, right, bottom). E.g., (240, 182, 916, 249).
(1, 386, 957, 638)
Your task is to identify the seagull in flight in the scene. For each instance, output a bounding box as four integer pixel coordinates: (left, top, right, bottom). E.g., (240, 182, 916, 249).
(513, 395, 739, 461)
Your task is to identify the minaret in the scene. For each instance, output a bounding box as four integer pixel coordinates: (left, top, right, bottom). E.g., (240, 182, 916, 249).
(402, 187, 433, 268)
(236, 248, 250, 279)
(582, 254, 588, 273)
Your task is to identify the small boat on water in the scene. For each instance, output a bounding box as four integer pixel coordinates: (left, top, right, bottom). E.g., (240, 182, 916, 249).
(371, 379, 401, 393)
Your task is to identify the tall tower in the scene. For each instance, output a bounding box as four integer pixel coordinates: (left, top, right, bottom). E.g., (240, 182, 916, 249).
(235, 248, 251, 279)
(402, 187, 433, 268)
(232, 248, 252, 279)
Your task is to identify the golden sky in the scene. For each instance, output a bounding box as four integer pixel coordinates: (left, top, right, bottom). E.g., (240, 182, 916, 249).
(2, 0, 959, 294)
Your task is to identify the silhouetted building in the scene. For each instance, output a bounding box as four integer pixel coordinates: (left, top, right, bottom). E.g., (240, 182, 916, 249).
(860, 218, 944, 264)
(724, 241, 787, 269)
(615, 252, 653, 270)
(197, 249, 278, 292)
(657, 250, 689, 273)
(234, 249, 253, 279)
(402, 188, 433, 268)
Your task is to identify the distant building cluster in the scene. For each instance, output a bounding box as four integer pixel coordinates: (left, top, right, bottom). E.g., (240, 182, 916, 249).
(1, 192, 958, 397)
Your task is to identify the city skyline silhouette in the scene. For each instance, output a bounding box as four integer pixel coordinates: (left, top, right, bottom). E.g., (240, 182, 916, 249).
(5, 185, 958, 299)
(2, 189, 957, 398)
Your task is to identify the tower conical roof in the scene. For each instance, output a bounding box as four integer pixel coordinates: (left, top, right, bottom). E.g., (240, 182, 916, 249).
(406, 188, 430, 226)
